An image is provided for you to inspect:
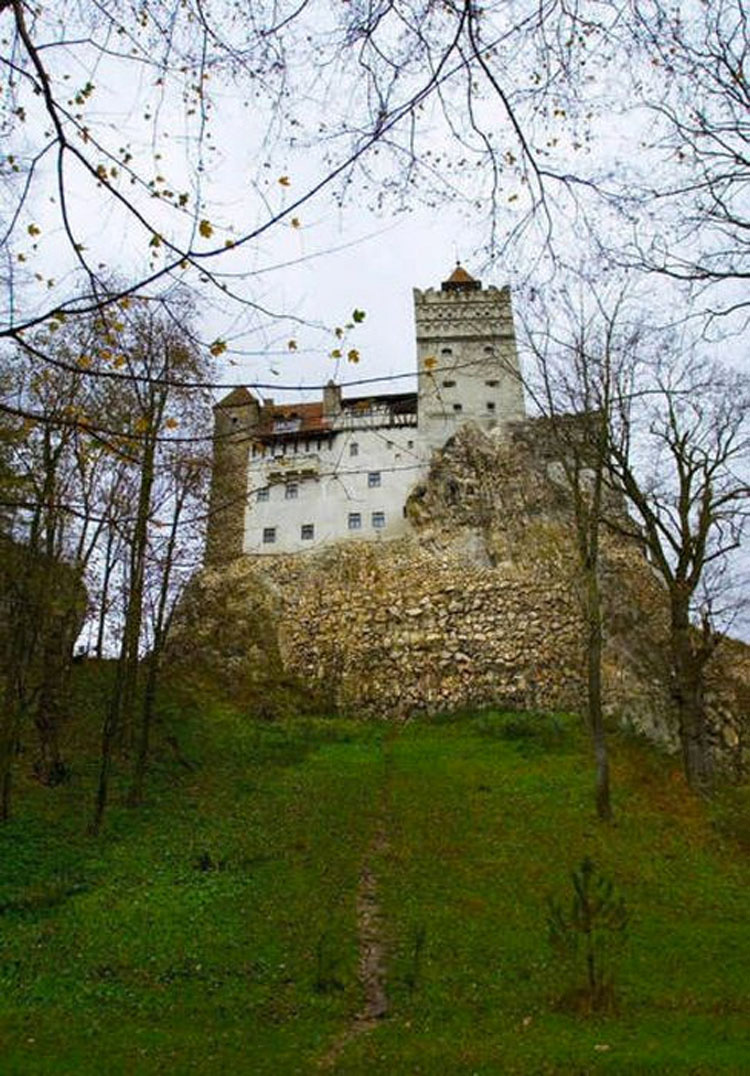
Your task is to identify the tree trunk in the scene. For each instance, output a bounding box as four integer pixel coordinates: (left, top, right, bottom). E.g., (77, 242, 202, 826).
(91, 423, 159, 833)
(670, 602, 713, 794)
(95, 523, 117, 660)
(584, 562, 612, 822)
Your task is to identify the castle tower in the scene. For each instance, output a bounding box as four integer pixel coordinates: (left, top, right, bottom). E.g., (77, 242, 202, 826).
(414, 264, 525, 450)
(205, 386, 259, 564)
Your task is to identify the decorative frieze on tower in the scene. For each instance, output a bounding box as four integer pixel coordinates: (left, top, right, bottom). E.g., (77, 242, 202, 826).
(414, 264, 525, 450)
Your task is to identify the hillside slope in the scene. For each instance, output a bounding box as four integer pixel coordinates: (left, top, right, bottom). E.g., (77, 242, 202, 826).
(0, 683, 748, 1074)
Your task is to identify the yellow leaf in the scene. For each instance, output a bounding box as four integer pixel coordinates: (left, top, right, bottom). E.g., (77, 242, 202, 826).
(27, 224, 40, 237)
(77, 355, 92, 369)
(209, 339, 227, 357)
(113, 355, 126, 368)
(330, 348, 342, 359)
(164, 417, 179, 429)
(288, 339, 297, 351)
(423, 356, 437, 370)
(347, 348, 360, 364)
(199, 218, 213, 238)
(278, 175, 290, 187)
(291, 217, 300, 228)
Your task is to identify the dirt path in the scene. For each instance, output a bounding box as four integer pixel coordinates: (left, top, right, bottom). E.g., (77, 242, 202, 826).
(319, 739, 393, 1069)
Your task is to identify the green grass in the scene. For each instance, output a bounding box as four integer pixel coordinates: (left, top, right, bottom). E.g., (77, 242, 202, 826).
(1, 675, 748, 1073)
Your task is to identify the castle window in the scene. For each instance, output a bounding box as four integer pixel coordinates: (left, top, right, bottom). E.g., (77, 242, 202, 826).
(441, 347, 453, 356)
(407, 440, 414, 448)
(453, 403, 463, 413)
(285, 483, 298, 500)
(350, 442, 359, 457)
(262, 527, 276, 544)
(487, 401, 496, 412)
(257, 487, 269, 502)
(484, 345, 495, 355)
(443, 379, 456, 388)
(372, 511, 386, 529)
(368, 471, 381, 488)
(301, 523, 314, 541)
(348, 512, 362, 530)
(486, 379, 499, 387)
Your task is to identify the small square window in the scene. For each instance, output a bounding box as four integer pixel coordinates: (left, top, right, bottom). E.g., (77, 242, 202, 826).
(487, 401, 496, 412)
(368, 472, 381, 488)
(372, 511, 385, 529)
(350, 442, 359, 457)
(285, 483, 298, 500)
(486, 379, 499, 388)
(348, 512, 361, 530)
(443, 379, 456, 388)
(257, 487, 269, 502)
(407, 440, 414, 449)
(453, 403, 463, 413)
(301, 523, 314, 540)
(441, 347, 453, 356)
(262, 527, 276, 544)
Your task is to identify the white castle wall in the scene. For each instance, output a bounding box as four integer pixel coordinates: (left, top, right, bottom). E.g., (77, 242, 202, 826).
(243, 421, 428, 555)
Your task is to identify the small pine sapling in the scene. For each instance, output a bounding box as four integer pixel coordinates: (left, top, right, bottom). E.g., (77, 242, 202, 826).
(546, 857, 628, 1013)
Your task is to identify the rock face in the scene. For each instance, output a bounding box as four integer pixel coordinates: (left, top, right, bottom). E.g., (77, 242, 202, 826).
(170, 422, 748, 760)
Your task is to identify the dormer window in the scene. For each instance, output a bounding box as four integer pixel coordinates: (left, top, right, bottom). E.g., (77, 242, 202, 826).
(273, 416, 301, 433)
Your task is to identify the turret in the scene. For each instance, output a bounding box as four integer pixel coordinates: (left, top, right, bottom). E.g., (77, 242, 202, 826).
(205, 387, 260, 564)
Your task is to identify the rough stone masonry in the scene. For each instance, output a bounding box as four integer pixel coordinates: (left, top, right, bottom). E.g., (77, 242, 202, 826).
(170, 422, 749, 765)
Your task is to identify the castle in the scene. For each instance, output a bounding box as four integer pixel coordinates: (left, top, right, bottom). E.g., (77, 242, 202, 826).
(205, 265, 526, 562)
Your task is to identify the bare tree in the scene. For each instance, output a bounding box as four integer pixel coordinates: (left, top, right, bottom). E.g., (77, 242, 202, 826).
(626, 0, 750, 318)
(522, 287, 643, 821)
(607, 353, 750, 793)
(90, 295, 210, 834)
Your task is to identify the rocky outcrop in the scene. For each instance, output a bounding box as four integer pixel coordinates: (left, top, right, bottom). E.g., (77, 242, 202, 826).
(169, 423, 748, 762)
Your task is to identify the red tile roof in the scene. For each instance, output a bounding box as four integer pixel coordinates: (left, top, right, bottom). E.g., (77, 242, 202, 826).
(257, 401, 331, 437)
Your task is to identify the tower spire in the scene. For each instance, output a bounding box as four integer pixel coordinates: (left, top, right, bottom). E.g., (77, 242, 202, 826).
(442, 262, 481, 292)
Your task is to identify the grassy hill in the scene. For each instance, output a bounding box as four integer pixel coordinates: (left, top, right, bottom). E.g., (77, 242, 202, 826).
(0, 668, 748, 1074)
